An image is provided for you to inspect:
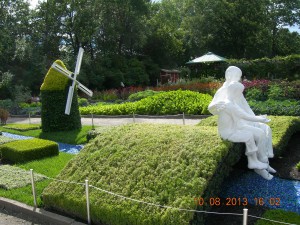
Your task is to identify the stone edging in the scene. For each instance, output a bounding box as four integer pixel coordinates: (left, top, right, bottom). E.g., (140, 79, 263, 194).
(0, 197, 86, 225)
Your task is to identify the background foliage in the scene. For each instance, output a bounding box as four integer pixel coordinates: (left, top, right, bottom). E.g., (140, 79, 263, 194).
(0, 0, 299, 99)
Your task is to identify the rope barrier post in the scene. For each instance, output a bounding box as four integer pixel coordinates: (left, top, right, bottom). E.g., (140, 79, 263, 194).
(30, 169, 37, 208)
(183, 112, 185, 125)
(243, 208, 248, 225)
(29, 112, 31, 124)
(85, 180, 91, 225)
(133, 113, 136, 123)
(91, 114, 94, 129)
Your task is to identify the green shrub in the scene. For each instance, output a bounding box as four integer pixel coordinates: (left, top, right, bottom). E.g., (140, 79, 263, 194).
(43, 124, 243, 225)
(80, 90, 212, 115)
(78, 97, 89, 107)
(128, 90, 160, 102)
(255, 209, 300, 225)
(268, 84, 286, 100)
(0, 138, 59, 163)
(0, 99, 14, 111)
(198, 115, 300, 156)
(296, 162, 300, 171)
(249, 99, 300, 116)
(245, 88, 266, 101)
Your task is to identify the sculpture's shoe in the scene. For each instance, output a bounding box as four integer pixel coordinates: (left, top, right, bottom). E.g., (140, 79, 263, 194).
(254, 169, 273, 180)
(267, 166, 277, 173)
(247, 154, 268, 170)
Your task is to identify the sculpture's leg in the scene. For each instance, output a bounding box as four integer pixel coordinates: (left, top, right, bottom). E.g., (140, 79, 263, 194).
(247, 152, 268, 170)
(254, 169, 273, 180)
(267, 166, 276, 173)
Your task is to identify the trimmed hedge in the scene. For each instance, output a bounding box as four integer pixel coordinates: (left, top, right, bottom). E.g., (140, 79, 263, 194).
(0, 138, 59, 163)
(197, 116, 300, 156)
(42, 124, 242, 225)
(80, 90, 212, 115)
(41, 89, 81, 132)
(40, 60, 81, 132)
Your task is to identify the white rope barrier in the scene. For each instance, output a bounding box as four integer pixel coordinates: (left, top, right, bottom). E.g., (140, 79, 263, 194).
(0, 166, 297, 225)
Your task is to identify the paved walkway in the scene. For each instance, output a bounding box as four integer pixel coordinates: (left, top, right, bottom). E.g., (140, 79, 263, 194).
(7, 115, 204, 126)
(0, 208, 47, 225)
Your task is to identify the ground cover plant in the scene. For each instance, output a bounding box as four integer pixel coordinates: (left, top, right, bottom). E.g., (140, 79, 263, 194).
(0, 152, 74, 207)
(0, 125, 93, 145)
(0, 135, 15, 145)
(0, 165, 45, 189)
(80, 90, 212, 115)
(42, 124, 244, 225)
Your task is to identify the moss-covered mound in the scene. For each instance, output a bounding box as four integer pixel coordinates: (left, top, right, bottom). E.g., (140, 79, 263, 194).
(197, 115, 300, 156)
(43, 124, 243, 225)
(40, 60, 81, 132)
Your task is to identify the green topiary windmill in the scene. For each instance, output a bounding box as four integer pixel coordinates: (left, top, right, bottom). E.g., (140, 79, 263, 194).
(40, 48, 93, 132)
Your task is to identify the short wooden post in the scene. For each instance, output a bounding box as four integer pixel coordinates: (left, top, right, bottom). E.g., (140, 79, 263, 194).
(182, 112, 185, 125)
(85, 180, 91, 225)
(133, 113, 136, 123)
(243, 208, 248, 225)
(30, 169, 37, 207)
(28, 112, 31, 124)
(91, 114, 94, 129)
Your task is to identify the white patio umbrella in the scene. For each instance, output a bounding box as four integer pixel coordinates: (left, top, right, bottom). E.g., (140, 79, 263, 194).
(186, 52, 227, 64)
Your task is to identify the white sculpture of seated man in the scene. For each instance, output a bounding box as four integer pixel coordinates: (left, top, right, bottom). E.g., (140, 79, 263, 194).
(208, 66, 276, 180)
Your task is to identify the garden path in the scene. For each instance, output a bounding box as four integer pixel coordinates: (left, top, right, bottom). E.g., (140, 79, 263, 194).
(7, 115, 203, 126)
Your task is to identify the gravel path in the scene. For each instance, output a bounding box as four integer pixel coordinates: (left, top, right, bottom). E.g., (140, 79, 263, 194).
(7, 115, 203, 126)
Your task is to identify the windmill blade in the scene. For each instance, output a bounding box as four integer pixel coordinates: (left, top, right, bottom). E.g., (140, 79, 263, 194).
(65, 86, 74, 115)
(51, 62, 93, 97)
(51, 63, 73, 77)
(78, 82, 93, 97)
(74, 47, 84, 76)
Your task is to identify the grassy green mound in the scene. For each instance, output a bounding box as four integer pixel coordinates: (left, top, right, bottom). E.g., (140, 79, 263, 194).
(0, 165, 45, 189)
(80, 90, 212, 115)
(43, 124, 243, 225)
(197, 116, 300, 156)
(0, 138, 59, 163)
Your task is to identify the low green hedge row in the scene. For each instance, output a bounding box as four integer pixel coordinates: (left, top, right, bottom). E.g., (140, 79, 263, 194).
(197, 115, 300, 156)
(42, 124, 242, 225)
(80, 90, 212, 115)
(0, 138, 59, 163)
(249, 99, 300, 116)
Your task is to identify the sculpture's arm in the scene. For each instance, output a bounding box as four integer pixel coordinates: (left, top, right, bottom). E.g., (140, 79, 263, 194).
(226, 103, 270, 123)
